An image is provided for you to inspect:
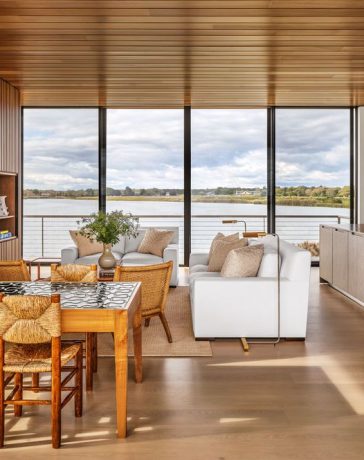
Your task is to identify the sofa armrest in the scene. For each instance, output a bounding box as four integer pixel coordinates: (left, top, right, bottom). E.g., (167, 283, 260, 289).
(189, 252, 209, 267)
(163, 244, 179, 286)
(61, 246, 79, 264)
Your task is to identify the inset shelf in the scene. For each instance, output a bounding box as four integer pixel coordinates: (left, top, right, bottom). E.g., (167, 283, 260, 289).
(0, 215, 15, 220)
(0, 236, 17, 244)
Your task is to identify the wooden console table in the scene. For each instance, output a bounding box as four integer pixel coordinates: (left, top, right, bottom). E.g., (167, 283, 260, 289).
(320, 224, 364, 305)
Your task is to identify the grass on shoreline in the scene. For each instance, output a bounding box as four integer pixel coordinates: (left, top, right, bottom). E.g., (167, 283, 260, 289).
(24, 194, 350, 208)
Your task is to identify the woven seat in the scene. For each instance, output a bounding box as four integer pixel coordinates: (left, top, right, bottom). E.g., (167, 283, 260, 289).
(113, 261, 173, 342)
(0, 293, 83, 449)
(4, 342, 80, 373)
(50, 263, 98, 391)
(51, 263, 97, 283)
(0, 260, 30, 282)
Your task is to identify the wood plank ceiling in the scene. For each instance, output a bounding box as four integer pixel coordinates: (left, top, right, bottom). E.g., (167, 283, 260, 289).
(1, 0, 364, 107)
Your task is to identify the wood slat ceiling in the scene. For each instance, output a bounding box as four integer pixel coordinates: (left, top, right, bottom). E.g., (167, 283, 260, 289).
(1, 0, 364, 107)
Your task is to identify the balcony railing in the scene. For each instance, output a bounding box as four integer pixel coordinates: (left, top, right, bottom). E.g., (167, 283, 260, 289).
(23, 213, 350, 263)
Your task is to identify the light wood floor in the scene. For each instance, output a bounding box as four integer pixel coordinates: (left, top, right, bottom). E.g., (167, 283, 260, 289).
(4, 267, 364, 459)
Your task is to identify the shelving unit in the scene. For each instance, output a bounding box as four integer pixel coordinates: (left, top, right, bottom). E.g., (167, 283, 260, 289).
(0, 171, 18, 243)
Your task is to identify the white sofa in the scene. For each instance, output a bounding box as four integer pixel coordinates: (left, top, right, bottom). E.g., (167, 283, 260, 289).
(189, 236, 311, 339)
(61, 226, 179, 286)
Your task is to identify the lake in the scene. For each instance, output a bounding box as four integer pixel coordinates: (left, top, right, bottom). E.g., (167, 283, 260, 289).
(23, 198, 350, 218)
(22, 199, 349, 260)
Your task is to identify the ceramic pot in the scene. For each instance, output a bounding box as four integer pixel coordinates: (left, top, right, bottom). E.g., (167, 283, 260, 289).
(98, 243, 116, 269)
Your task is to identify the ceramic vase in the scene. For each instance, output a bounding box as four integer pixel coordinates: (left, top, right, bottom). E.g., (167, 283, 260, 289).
(98, 243, 116, 269)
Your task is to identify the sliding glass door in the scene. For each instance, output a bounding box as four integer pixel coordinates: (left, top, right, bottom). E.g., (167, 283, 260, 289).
(23, 109, 99, 258)
(275, 108, 351, 258)
(106, 109, 184, 261)
(191, 109, 267, 252)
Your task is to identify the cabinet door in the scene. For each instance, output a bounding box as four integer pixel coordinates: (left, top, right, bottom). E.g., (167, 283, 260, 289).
(333, 229, 348, 292)
(320, 225, 333, 283)
(348, 233, 364, 302)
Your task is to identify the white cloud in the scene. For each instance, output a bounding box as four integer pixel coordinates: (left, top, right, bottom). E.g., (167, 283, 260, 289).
(24, 108, 351, 190)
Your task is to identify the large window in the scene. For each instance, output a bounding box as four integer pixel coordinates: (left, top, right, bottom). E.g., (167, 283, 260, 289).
(22, 107, 353, 262)
(106, 109, 184, 260)
(276, 109, 351, 255)
(23, 109, 99, 257)
(191, 109, 267, 252)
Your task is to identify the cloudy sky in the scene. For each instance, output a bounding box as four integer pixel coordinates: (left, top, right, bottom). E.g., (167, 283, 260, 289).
(23, 108, 350, 191)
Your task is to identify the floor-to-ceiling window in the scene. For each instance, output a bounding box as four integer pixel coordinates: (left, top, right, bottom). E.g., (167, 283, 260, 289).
(275, 108, 351, 257)
(191, 109, 267, 252)
(23, 108, 99, 258)
(22, 107, 353, 263)
(106, 109, 184, 261)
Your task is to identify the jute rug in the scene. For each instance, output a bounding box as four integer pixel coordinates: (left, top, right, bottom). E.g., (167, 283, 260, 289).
(96, 286, 212, 357)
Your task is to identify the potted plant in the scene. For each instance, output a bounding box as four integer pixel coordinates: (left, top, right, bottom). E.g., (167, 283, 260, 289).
(79, 210, 139, 269)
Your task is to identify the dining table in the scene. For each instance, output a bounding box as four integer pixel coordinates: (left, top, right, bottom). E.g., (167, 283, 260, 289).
(0, 280, 142, 438)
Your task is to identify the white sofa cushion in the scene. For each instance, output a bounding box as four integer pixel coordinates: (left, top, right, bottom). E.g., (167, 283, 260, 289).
(112, 237, 125, 254)
(249, 239, 281, 278)
(258, 247, 281, 278)
(121, 252, 163, 266)
(125, 229, 146, 253)
(189, 264, 208, 274)
(189, 271, 220, 283)
(76, 252, 123, 265)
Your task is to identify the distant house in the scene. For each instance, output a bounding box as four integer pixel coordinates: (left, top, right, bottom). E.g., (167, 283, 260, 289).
(235, 190, 253, 196)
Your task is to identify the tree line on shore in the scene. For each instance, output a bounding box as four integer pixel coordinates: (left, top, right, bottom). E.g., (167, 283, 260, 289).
(24, 185, 350, 199)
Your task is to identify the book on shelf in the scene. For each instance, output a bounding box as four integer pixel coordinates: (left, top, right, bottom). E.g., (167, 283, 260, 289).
(0, 230, 12, 240)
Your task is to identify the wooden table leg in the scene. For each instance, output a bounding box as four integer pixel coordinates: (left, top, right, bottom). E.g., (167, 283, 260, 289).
(85, 333, 93, 391)
(114, 311, 128, 438)
(133, 303, 142, 383)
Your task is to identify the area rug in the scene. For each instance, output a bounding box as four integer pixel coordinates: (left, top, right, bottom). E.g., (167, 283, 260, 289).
(97, 286, 212, 357)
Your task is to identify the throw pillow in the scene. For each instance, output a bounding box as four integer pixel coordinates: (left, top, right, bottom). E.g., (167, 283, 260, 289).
(208, 238, 248, 272)
(208, 232, 240, 260)
(69, 230, 103, 258)
(138, 228, 174, 257)
(221, 244, 264, 278)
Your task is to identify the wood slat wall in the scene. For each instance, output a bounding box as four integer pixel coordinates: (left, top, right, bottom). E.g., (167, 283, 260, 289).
(1, 1, 364, 107)
(0, 78, 21, 260)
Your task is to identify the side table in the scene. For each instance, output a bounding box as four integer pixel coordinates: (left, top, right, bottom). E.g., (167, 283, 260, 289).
(30, 257, 61, 281)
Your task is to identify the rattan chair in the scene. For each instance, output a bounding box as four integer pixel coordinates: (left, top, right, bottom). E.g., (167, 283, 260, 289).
(0, 260, 30, 282)
(0, 293, 83, 449)
(50, 263, 97, 283)
(51, 263, 97, 391)
(113, 261, 173, 342)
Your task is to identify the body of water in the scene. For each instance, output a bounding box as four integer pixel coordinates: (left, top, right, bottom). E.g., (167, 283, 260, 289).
(22, 199, 349, 260)
(23, 198, 350, 218)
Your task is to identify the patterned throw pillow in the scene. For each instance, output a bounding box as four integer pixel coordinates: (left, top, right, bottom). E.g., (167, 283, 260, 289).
(138, 228, 174, 257)
(69, 230, 103, 258)
(208, 232, 240, 260)
(221, 244, 264, 278)
(208, 238, 248, 272)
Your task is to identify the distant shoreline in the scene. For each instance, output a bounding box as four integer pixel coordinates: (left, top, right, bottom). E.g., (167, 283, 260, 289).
(23, 195, 350, 209)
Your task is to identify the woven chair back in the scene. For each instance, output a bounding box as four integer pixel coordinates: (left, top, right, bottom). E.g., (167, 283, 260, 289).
(0, 293, 61, 344)
(51, 264, 97, 283)
(0, 260, 31, 282)
(114, 261, 172, 316)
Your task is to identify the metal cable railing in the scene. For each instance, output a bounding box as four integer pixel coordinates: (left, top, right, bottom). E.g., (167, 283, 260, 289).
(23, 213, 350, 262)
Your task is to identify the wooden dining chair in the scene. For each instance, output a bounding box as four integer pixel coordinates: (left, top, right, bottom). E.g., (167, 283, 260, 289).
(114, 261, 173, 342)
(51, 264, 97, 391)
(50, 264, 97, 283)
(0, 260, 30, 282)
(0, 293, 83, 449)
